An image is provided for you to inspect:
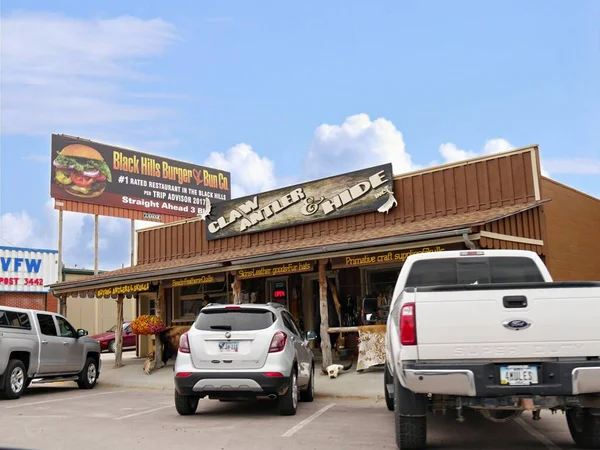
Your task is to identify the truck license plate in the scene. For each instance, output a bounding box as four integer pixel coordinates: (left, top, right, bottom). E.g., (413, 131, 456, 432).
(500, 365, 539, 386)
(218, 341, 239, 352)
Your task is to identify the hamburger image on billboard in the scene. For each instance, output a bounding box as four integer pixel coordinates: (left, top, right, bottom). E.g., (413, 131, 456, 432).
(53, 144, 112, 198)
(50, 134, 232, 220)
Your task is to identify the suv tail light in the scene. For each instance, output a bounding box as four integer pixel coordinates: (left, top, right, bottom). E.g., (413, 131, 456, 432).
(400, 302, 417, 346)
(269, 331, 287, 353)
(179, 332, 191, 353)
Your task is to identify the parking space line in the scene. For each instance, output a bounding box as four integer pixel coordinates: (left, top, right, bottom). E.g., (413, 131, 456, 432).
(5, 391, 125, 409)
(515, 418, 562, 450)
(114, 405, 173, 420)
(281, 403, 336, 437)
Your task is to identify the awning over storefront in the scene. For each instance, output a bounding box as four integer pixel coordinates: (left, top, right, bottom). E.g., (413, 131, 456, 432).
(47, 199, 548, 297)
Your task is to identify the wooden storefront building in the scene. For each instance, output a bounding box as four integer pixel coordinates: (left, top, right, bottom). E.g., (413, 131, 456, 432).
(48, 146, 600, 366)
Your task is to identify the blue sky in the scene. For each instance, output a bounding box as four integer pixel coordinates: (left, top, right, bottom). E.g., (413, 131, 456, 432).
(1, 0, 599, 270)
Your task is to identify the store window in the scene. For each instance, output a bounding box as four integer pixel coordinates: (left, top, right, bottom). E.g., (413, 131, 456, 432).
(172, 278, 229, 322)
(365, 268, 400, 306)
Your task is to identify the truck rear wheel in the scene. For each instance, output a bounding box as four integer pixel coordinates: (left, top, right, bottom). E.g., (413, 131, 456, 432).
(394, 375, 427, 449)
(567, 407, 600, 449)
(384, 364, 394, 411)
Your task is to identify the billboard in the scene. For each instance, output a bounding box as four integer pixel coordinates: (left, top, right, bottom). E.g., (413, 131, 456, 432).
(50, 134, 231, 220)
(0, 246, 59, 293)
(206, 163, 396, 240)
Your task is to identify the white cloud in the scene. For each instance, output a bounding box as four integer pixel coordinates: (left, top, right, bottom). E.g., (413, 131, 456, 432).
(135, 220, 161, 231)
(204, 143, 277, 197)
(0, 199, 142, 270)
(541, 158, 600, 175)
(437, 138, 551, 177)
(439, 138, 515, 164)
(305, 113, 419, 178)
(1, 12, 178, 135)
(438, 143, 478, 163)
(0, 199, 85, 255)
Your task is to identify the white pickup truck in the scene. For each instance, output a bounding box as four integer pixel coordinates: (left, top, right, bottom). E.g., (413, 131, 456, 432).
(384, 249, 600, 449)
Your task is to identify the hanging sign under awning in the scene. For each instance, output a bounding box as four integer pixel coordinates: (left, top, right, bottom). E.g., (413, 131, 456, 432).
(238, 261, 314, 280)
(330, 246, 446, 269)
(96, 282, 151, 297)
(171, 274, 226, 287)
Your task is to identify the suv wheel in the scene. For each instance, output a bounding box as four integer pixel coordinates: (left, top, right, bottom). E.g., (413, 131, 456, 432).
(567, 407, 600, 448)
(300, 363, 315, 402)
(1, 359, 27, 400)
(174, 390, 199, 416)
(278, 370, 298, 416)
(77, 357, 98, 389)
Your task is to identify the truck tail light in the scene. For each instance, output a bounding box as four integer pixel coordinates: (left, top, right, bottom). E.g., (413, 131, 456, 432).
(269, 331, 287, 353)
(460, 250, 484, 256)
(179, 332, 191, 354)
(400, 302, 417, 346)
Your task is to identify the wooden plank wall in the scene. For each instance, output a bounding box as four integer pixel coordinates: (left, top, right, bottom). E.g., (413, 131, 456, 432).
(540, 178, 600, 281)
(478, 206, 544, 254)
(137, 149, 540, 265)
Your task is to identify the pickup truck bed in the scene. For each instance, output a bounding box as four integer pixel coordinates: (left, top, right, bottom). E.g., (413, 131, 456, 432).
(384, 250, 600, 450)
(405, 281, 600, 398)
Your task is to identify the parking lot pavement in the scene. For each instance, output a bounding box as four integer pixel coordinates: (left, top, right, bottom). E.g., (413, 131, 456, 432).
(0, 384, 575, 450)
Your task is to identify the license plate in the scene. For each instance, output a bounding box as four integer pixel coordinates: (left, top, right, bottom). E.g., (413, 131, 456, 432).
(500, 365, 539, 386)
(218, 341, 239, 352)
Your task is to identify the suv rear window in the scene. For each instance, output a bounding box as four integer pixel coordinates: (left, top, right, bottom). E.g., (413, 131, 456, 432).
(406, 256, 545, 288)
(194, 309, 276, 331)
(0, 310, 32, 330)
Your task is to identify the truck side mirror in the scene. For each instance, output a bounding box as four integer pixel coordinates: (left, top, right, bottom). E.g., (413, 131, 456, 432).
(77, 329, 88, 337)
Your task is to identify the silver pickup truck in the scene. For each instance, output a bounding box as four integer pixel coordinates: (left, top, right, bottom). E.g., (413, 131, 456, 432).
(0, 305, 102, 400)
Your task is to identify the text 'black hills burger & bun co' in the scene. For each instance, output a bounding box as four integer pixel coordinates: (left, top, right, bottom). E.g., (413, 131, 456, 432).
(53, 144, 112, 198)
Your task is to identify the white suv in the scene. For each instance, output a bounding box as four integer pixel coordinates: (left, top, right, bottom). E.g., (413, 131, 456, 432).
(174, 302, 317, 416)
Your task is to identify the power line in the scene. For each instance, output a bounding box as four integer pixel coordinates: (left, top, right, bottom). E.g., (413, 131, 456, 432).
(0, 236, 19, 247)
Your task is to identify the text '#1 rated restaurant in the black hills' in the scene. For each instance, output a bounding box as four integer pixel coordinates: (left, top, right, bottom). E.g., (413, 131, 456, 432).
(48, 145, 600, 371)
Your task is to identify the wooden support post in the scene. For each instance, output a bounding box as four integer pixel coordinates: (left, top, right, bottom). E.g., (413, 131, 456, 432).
(232, 274, 241, 304)
(114, 294, 124, 368)
(59, 294, 67, 317)
(57, 209, 63, 315)
(150, 286, 165, 373)
(130, 219, 135, 266)
(319, 260, 333, 373)
(94, 214, 99, 275)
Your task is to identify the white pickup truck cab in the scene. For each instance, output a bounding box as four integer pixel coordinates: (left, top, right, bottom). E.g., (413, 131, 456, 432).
(384, 249, 600, 449)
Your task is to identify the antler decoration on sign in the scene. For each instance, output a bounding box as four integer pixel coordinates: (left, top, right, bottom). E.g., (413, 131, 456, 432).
(198, 198, 212, 221)
(377, 188, 398, 214)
